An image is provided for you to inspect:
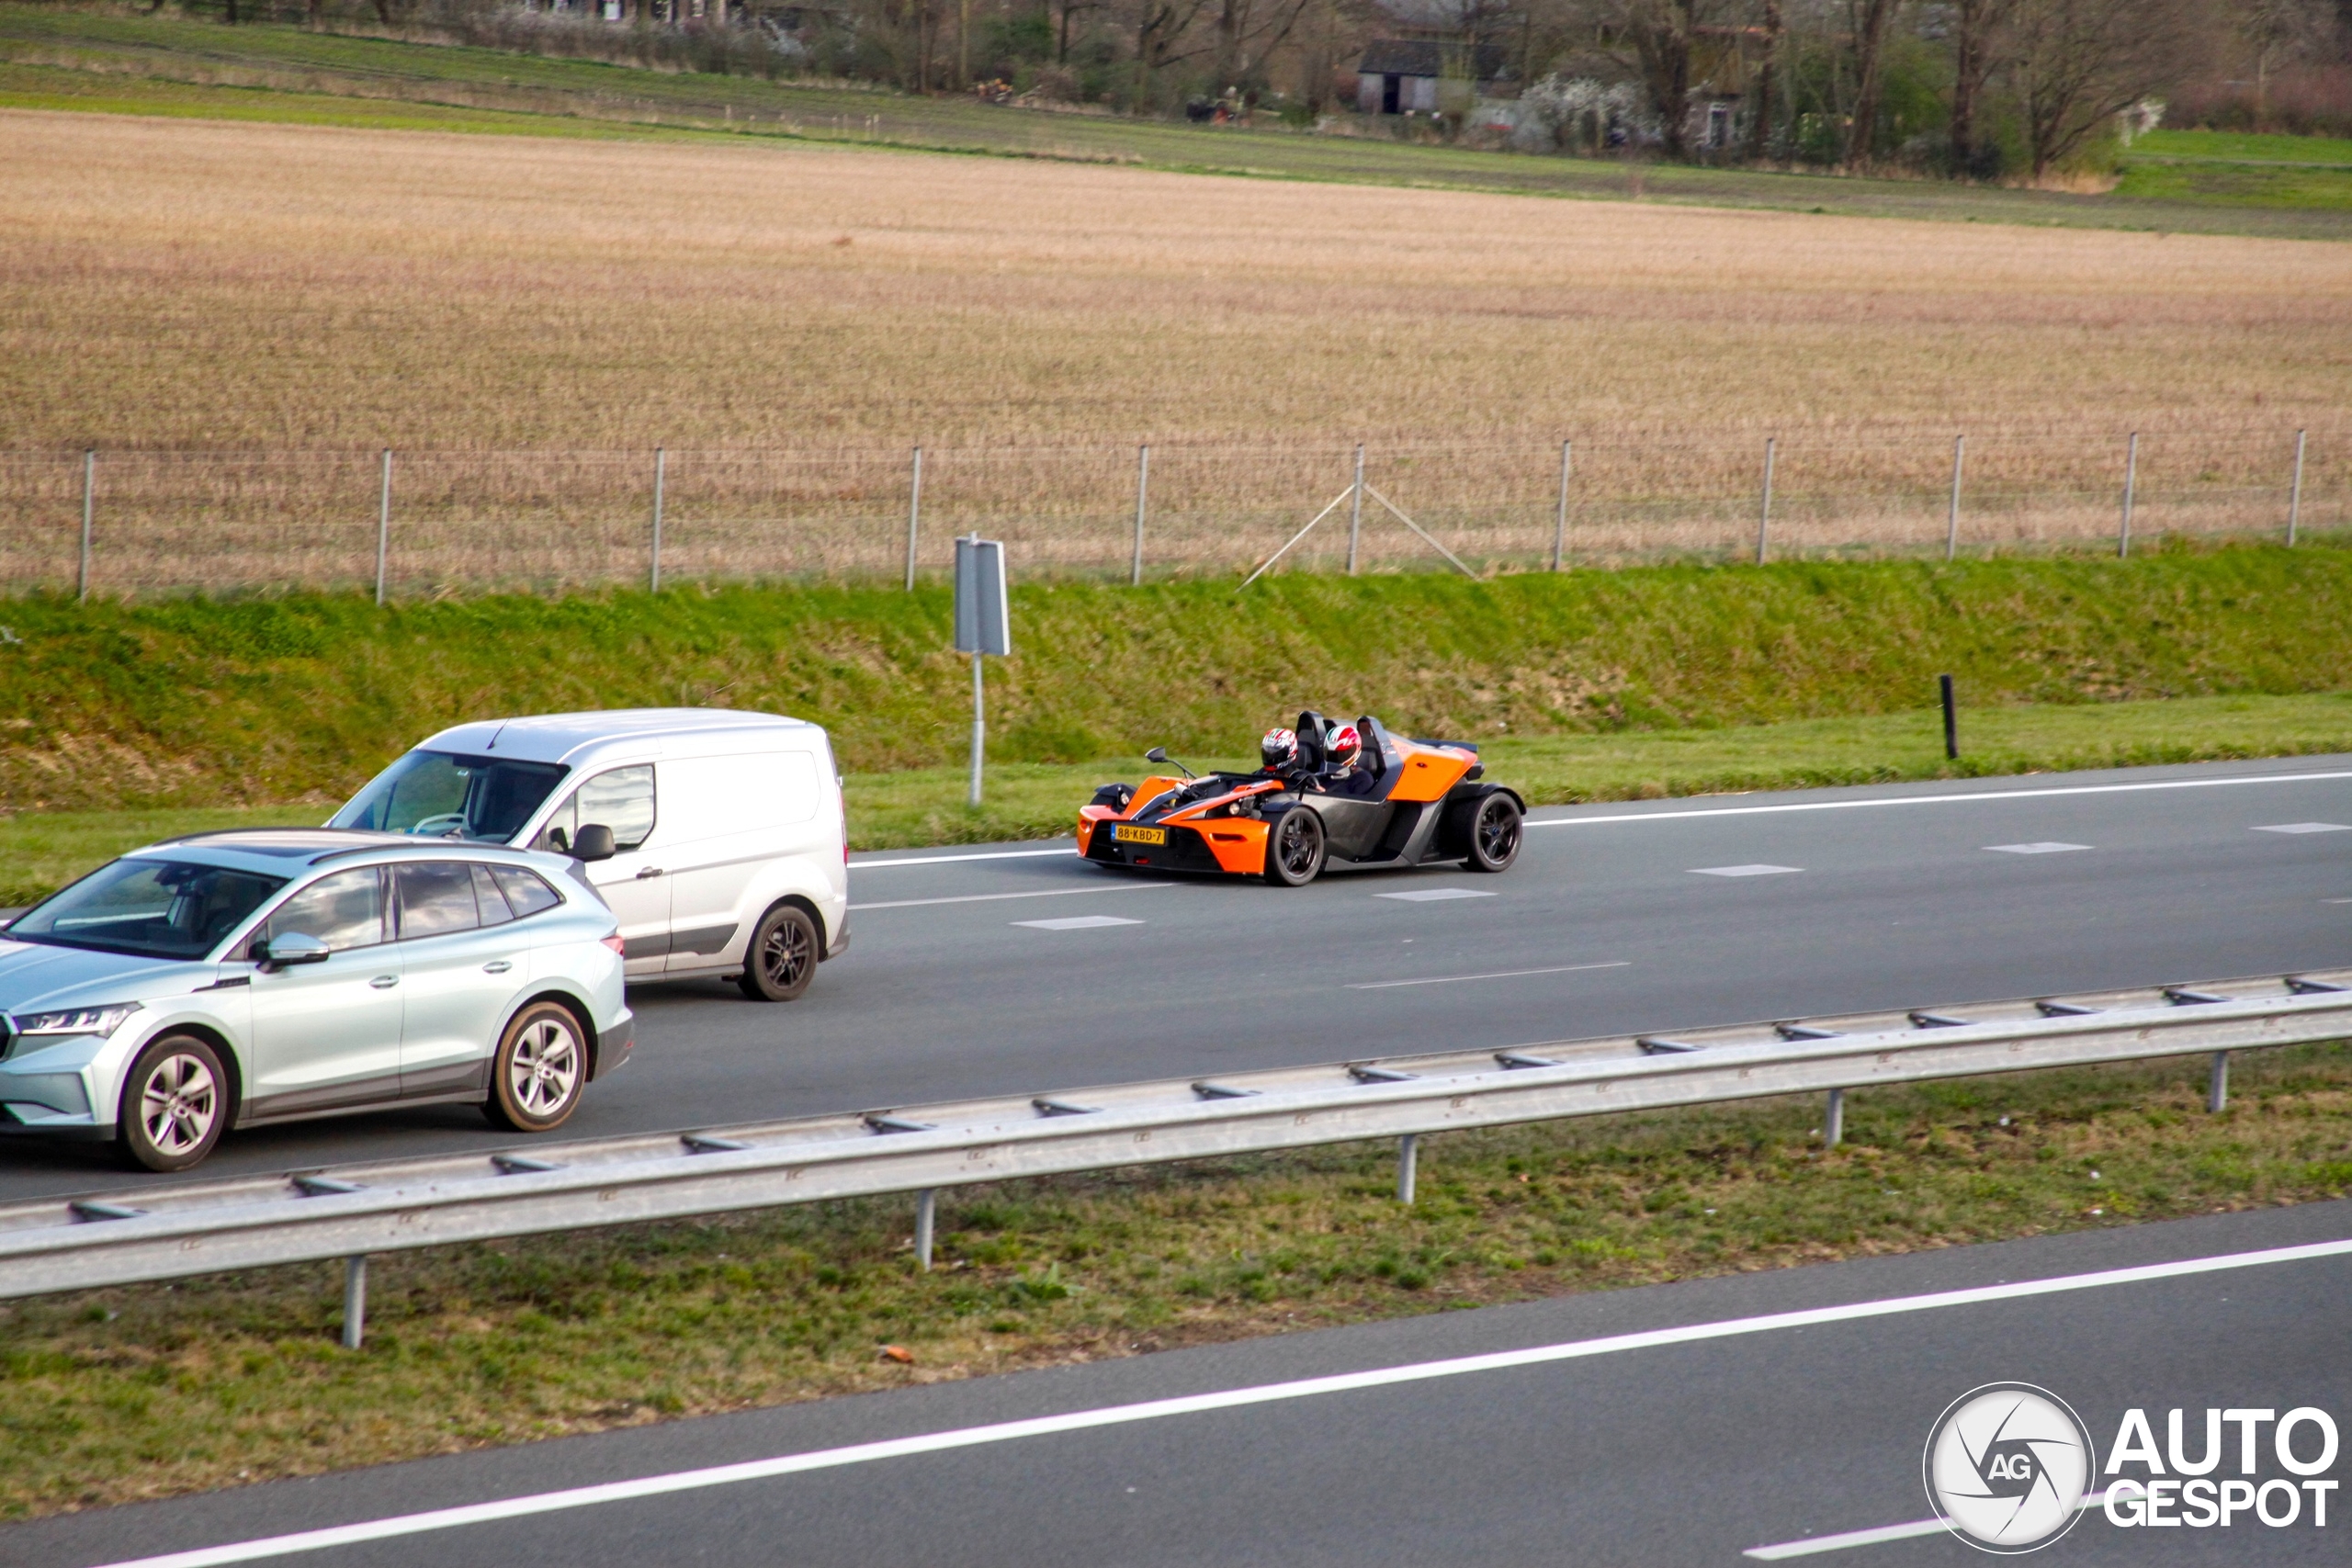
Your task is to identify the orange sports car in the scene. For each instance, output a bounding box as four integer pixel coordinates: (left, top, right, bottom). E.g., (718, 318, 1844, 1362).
(1077, 711, 1524, 886)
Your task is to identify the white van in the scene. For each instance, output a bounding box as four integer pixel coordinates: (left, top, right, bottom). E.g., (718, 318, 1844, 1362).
(329, 710, 847, 1000)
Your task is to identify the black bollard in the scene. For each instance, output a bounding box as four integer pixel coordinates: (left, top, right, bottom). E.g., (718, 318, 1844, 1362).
(1939, 673, 1958, 761)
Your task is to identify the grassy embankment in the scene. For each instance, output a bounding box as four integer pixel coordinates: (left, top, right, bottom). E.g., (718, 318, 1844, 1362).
(2116, 129, 2352, 212)
(6, 1046, 2352, 1518)
(8, 547, 2352, 901)
(2, 5, 2346, 236)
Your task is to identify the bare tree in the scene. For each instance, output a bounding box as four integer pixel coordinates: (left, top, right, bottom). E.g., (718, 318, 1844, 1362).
(2006, 0, 2195, 177)
(1840, 0, 1899, 163)
(1746, 0, 1781, 159)
(1948, 0, 2010, 175)
(2234, 0, 2339, 118)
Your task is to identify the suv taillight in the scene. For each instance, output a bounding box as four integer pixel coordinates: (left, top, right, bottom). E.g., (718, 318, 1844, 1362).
(601, 934, 626, 957)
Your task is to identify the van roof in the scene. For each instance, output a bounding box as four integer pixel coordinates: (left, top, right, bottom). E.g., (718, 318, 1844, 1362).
(413, 709, 819, 768)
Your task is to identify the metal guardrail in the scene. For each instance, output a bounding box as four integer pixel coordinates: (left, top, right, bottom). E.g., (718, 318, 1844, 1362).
(3, 969, 2348, 1344)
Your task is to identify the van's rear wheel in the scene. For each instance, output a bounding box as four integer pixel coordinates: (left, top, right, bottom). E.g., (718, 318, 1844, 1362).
(740, 904, 819, 1001)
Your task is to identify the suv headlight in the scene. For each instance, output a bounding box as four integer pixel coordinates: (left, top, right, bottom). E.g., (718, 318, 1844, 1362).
(11, 1002, 142, 1038)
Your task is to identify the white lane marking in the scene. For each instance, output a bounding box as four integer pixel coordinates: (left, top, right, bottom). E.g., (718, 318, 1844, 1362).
(1743, 1494, 2113, 1560)
(1348, 960, 1629, 990)
(1012, 915, 1143, 931)
(1374, 887, 1496, 903)
(2255, 821, 2352, 834)
(854, 847, 1075, 869)
(1525, 768, 2352, 830)
(854, 885, 1173, 912)
(1984, 841, 2092, 854)
(95, 1236, 2352, 1568)
(1690, 863, 1803, 877)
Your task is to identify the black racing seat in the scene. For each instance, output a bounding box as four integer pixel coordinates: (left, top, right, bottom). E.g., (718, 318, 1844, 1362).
(1295, 711, 1329, 773)
(1353, 716, 1400, 786)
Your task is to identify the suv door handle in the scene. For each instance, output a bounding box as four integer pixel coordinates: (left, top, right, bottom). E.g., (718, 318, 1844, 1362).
(636, 866, 664, 879)
(482, 960, 512, 975)
(369, 975, 399, 989)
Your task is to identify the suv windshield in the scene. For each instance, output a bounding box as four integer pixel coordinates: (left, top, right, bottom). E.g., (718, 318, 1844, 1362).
(330, 750, 568, 843)
(9, 859, 287, 960)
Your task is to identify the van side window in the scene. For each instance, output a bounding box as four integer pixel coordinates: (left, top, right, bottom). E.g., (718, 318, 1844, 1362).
(263, 868, 386, 953)
(492, 866, 562, 919)
(533, 764, 656, 853)
(395, 862, 481, 940)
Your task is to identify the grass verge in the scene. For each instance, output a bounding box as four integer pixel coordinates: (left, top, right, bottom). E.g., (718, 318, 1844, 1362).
(5, 1043, 2350, 1519)
(8, 690, 2352, 906)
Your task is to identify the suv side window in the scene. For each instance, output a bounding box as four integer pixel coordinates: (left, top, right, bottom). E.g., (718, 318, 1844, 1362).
(263, 867, 386, 953)
(532, 764, 656, 854)
(491, 866, 563, 919)
(395, 862, 481, 940)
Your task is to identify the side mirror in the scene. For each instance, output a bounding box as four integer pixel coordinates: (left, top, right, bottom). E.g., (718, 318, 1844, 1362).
(1145, 747, 1169, 764)
(255, 931, 331, 972)
(571, 823, 616, 863)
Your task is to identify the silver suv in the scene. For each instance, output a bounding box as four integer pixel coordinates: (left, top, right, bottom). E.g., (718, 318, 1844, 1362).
(0, 829, 632, 1171)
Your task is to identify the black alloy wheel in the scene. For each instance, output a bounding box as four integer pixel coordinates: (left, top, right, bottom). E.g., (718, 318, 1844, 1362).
(484, 999, 589, 1133)
(117, 1032, 229, 1172)
(1465, 792, 1522, 873)
(740, 903, 819, 1001)
(1265, 808, 1326, 886)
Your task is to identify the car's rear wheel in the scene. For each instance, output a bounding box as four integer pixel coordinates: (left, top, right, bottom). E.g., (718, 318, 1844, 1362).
(1265, 808, 1326, 886)
(739, 904, 819, 1001)
(1464, 793, 1522, 873)
(484, 1001, 586, 1133)
(118, 1033, 227, 1172)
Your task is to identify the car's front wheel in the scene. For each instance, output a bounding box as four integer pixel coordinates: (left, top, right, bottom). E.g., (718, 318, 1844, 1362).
(1264, 808, 1326, 886)
(484, 1000, 587, 1133)
(739, 904, 819, 1001)
(118, 1032, 228, 1172)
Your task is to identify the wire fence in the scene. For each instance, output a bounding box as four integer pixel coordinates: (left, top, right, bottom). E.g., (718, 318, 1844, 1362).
(0, 429, 2338, 599)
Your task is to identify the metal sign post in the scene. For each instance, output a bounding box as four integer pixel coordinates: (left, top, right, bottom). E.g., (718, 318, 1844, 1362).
(954, 535, 1011, 807)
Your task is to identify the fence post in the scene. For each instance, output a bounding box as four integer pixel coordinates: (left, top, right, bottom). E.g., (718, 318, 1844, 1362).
(1347, 444, 1364, 576)
(2288, 429, 2306, 547)
(1824, 1088, 1845, 1148)
(2208, 1051, 2230, 1114)
(1131, 443, 1149, 586)
(904, 446, 923, 591)
(914, 1188, 936, 1271)
(1756, 436, 1776, 565)
(1551, 439, 1571, 572)
(649, 446, 666, 592)
(342, 1255, 368, 1350)
(373, 448, 392, 606)
(77, 448, 94, 603)
(1396, 1133, 1418, 1203)
(2119, 432, 2138, 558)
(1946, 434, 1964, 562)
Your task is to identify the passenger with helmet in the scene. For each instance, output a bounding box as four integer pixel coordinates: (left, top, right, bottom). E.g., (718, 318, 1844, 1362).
(1259, 726, 1299, 777)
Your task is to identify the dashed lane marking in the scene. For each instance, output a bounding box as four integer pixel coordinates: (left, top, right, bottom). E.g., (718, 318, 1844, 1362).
(1348, 961, 1629, 990)
(1984, 841, 2092, 854)
(1012, 915, 1145, 931)
(1374, 887, 1496, 902)
(854, 885, 1173, 911)
(1690, 864, 1803, 877)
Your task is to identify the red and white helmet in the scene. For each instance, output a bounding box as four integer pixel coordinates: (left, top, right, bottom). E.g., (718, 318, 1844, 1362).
(1260, 727, 1298, 769)
(1326, 724, 1362, 770)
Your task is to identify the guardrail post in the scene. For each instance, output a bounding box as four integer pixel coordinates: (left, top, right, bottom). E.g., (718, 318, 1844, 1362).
(78, 448, 95, 603)
(1824, 1089, 1845, 1148)
(2119, 432, 2138, 558)
(1551, 438, 1571, 572)
(649, 446, 666, 593)
(1396, 1133, 1418, 1203)
(341, 1255, 368, 1349)
(1347, 444, 1364, 576)
(374, 448, 392, 607)
(914, 1188, 936, 1270)
(2288, 429, 2306, 547)
(2208, 1052, 2230, 1114)
(1756, 436, 1775, 565)
(1131, 444, 1149, 586)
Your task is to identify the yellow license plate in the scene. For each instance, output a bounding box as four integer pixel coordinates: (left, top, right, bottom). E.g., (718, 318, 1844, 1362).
(1114, 825, 1167, 845)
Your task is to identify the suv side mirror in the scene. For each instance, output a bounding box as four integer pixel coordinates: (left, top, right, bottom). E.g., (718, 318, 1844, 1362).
(255, 931, 331, 972)
(571, 823, 616, 863)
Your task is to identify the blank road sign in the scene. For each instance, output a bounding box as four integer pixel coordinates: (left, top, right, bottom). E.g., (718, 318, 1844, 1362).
(955, 536, 1011, 656)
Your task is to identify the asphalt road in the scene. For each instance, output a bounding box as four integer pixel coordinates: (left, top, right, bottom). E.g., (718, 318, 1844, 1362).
(9, 1199, 2346, 1567)
(6, 754, 2352, 1200)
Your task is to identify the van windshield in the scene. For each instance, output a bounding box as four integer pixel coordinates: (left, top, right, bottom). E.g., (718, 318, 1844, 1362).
(330, 751, 568, 843)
